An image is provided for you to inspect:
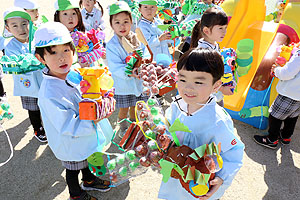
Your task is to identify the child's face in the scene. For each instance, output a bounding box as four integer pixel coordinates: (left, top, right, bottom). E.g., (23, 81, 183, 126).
(111, 12, 132, 37)
(205, 24, 227, 43)
(82, 0, 96, 12)
(26, 9, 39, 21)
(5, 18, 29, 43)
(59, 9, 79, 31)
(177, 69, 221, 106)
(139, 4, 158, 22)
(37, 44, 73, 80)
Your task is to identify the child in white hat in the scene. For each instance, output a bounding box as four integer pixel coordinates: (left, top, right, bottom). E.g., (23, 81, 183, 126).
(79, 0, 105, 31)
(34, 21, 112, 200)
(54, 0, 86, 32)
(137, 0, 173, 62)
(106, 1, 149, 136)
(14, 0, 40, 23)
(3, 7, 47, 142)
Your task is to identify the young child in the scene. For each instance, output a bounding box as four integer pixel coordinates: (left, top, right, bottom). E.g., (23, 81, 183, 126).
(79, 0, 105, 31)
(14, 0, 40, 25)
(158, 48, 244, 200)
(54, 0, 85, 32)
(106, 2, 148, 136)
(190, 7, 233, 106)
(254, 50, 300, 149)
(34, 21, 112, 200)
(137, 0, 173, 61)
(3, 7, 46, 142)
(54, 0, 106, 68)
(54, 0, 93, 67)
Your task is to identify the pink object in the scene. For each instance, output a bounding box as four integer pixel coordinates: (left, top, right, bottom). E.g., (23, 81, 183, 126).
(80, 80, 91, 93)
(276, 56, 287, 66)
(80, 48, 105, 63)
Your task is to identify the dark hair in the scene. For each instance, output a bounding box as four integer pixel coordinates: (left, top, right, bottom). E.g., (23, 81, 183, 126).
(109, 11, 132, 26)
(54, 8, 86, 32)
(177, 48, 224, 83)
(35, 42, 75, 61)
(79, 0, 104, 16)
(190, 7, 228, 48)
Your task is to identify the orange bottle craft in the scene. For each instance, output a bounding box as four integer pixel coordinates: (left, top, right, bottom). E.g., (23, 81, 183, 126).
(67, 65, 116, 120)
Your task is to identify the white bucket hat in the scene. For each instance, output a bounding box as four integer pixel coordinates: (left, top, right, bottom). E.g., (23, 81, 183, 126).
(14, 0, 39, 9)
(34, 22, 73, 47)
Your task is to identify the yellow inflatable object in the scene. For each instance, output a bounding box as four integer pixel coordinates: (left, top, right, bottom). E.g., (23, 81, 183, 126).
(219, 0, 279, 111)
(220, 0, 239, 17)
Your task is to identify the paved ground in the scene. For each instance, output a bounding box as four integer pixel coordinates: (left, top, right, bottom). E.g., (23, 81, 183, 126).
(0, 0, 300, 200)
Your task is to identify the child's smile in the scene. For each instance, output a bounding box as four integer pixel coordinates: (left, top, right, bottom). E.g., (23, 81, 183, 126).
(5, 18, 29, 43)
(111, 12, 132, 37)
(177, 69, 221, 112)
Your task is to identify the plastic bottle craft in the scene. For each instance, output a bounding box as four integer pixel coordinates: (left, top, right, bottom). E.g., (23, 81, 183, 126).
(117, 97, 223, 198)
(220, 48, 238, 92)
(66, 64, 116, 120)
(71, 28, 105, 64)
(0, 53, 45, 74)
(124, 28, 177, 96)
(87, 147, 146, 187)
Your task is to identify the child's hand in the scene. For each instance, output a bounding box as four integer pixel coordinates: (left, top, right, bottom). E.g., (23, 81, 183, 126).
(198, 177, 224, 200)
(128, 68, 140, 79)
(79, 59, 90, 68)
(159, 32, 172, 41)
(219, 85, 234, 96)
(101, 51, 106, 59)
(271, 63, 278, 74)
(93, 111, 113, 124)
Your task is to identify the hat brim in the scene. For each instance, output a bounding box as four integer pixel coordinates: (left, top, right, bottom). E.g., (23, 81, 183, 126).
(57, 4, 79, 11)
(4, 11, 31, 21)
(35, 36, 73, 48)
(109, 8, 131, 16)
(139, 1, 157, 5)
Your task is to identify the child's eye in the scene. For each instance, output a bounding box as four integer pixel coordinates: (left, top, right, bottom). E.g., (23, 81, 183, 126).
(115, 21, 119, 24)
(64, 48, 70, 52)
(179, 79, 186, 82)
(195, 82, 203, 85)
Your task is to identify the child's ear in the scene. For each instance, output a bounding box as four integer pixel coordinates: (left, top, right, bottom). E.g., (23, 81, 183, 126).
(5, 25, 11, 33)
(212, 79, 222, 93)
(203, 26, 210, 35)
(35, 53, 46, 65)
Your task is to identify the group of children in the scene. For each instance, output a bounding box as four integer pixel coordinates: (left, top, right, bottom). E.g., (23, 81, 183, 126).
(0, 0, 299, 199)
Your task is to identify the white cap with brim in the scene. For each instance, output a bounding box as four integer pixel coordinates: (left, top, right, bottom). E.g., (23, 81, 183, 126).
(3, 7, 32, 38)
(138, 0, 158, 5)
(14, 0, 39, 9)
(34, 22, 73, 48)
(54, 0, 79, 11)
(108, 1, 131, 16)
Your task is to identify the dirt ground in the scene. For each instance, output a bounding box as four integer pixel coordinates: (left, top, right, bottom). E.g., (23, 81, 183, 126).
(0, 0, 300, 200)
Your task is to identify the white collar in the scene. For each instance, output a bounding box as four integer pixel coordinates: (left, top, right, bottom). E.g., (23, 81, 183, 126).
(172, 95, 216, 116)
